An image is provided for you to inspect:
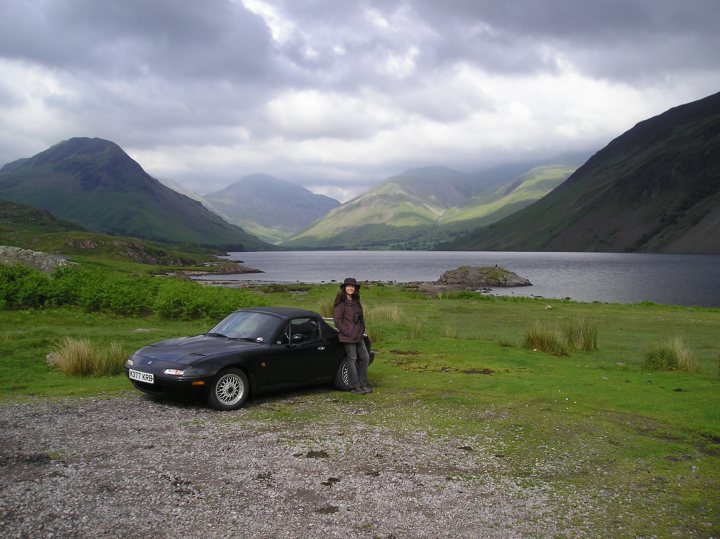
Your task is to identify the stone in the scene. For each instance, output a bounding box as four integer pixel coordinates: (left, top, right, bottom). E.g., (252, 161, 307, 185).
(0, 245, 76, 274)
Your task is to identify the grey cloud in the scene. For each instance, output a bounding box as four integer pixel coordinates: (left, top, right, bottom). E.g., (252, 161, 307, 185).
(1, 0, 275, 80)
(409, 0, 720, 79)
(0, 0, 718, 196)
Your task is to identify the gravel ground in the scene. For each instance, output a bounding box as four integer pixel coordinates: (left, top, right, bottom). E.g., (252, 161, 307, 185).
(0, 392, 585, 538)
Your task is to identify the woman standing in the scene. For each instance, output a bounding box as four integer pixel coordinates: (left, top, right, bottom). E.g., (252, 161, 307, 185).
(333, 277, 372, 394)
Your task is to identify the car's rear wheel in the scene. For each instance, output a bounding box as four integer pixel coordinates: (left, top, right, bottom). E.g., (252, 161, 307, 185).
(207, 368, 249, 410)
(334, 358, 352, 390)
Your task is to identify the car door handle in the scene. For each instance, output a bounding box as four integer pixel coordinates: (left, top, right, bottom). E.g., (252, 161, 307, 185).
(317, 346, 325, 351)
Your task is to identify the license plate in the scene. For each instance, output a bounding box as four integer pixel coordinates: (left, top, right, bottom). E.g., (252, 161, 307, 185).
(129, 369, 154, 384)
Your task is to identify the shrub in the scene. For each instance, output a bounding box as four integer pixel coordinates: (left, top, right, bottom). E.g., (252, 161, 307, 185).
(154, 280, 263, 320)
(643, 336, 699, 373)
(52, 337, 127, 377)
(0, 264, 51, 308)
(2, 264, 266, 319)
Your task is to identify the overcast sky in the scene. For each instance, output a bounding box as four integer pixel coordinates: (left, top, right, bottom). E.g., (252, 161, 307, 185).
(1, 0, 719, 201)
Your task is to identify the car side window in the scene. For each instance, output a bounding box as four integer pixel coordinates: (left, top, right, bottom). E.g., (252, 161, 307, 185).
(289, 318, 319, 342)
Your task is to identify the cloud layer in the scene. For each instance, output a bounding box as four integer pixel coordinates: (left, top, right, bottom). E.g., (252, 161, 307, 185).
(1, 0, 718, 200)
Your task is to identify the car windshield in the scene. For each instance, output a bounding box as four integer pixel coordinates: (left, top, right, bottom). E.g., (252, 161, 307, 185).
(207, 311, 280, 342)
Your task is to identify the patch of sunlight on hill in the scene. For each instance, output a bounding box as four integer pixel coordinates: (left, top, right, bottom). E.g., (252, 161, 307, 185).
(441, 166, 575, 224)
(290, 186, 443, 241)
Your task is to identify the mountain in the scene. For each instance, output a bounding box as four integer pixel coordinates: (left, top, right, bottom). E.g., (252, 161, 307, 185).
(449, 91, 720, 254)
(203, 173, 340, 243)
(282, 164, 576, 249)
(0, 138, 271, 250)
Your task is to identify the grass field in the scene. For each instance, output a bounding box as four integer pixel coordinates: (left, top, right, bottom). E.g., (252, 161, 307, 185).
(1, 283, 718, 536)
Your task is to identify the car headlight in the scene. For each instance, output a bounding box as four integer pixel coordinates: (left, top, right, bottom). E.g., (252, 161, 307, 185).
(163, 368, 185, 376)
(125, 358, 134, 367)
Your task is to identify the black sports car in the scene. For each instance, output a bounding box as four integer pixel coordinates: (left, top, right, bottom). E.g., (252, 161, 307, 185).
(125, 306, 374, 410)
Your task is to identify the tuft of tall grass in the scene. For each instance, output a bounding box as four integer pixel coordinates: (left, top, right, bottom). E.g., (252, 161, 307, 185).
(52, 337, 127, 377)
(318, 299, 334, 318)
(643, 336, 700, 373)
(523, 318, 599, 356)
(523, 322, 569, 356)
(565, 318, 598, 352)
(406, 318, 426, 340)
(367, 304, 402, 322)
(442, 325, 458, 338)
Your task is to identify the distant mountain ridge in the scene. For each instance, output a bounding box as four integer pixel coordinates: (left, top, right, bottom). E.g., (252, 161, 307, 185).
(203, 173, 340, 243)
(450, 91, 720, 253)
(282, 163, 577, 249)
(0, 138, 271, 250)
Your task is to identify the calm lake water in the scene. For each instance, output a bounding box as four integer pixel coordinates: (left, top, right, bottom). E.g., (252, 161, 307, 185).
(200, 251, 720, 308)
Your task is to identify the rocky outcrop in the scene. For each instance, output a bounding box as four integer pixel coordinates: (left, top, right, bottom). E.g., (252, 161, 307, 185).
(405, 265, 531, 295)
(437, 265, 531, 288)
(0, 246, 76, 273)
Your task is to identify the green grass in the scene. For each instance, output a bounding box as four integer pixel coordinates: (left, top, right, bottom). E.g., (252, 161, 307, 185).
(1, 283, 719, 536)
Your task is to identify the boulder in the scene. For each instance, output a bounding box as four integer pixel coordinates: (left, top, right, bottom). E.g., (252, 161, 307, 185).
(0, 245, 75, 274)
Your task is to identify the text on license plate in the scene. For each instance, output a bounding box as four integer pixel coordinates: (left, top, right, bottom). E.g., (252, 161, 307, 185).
(129, 369, 154, 384)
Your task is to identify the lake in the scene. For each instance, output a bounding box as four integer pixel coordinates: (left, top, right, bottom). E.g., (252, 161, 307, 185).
(197, 251, 720, 308)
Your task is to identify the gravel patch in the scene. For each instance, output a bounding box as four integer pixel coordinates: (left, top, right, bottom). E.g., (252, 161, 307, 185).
(1, 393, 582, 538)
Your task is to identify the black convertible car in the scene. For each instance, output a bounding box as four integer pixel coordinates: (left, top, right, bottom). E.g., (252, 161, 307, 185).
(125, 306, 374, 410)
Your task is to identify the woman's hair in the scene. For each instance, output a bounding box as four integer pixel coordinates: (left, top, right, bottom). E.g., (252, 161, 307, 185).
(334, 286, 361, 307)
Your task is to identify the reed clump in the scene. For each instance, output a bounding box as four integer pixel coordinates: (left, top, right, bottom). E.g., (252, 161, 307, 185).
(52, 337, 127, 377)
(643, 336, 699, 373)
(523, 318, 599, 356)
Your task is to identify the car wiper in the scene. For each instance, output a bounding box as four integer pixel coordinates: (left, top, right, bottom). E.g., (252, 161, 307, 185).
(205, 332, 228, 338)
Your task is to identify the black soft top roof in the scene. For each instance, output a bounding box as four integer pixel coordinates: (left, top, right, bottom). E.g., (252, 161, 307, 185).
(243, 306, 321, 319)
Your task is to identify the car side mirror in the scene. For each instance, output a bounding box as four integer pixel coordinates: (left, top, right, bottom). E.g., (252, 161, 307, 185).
(291, 333, 306, 343)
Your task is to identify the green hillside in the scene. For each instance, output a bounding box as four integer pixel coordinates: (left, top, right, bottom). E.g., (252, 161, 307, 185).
(283, 164, 577, 249)
(0, 199, 217, 266)
(0, 138, 272, 250)
(450, 91, 720, 254)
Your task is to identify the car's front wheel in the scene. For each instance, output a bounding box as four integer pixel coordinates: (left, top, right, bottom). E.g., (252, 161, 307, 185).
(207, 368, 249, 411)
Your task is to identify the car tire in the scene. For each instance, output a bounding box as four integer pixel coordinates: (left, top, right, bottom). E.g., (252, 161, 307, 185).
(334, 358, 352, 391)
(207, 368, 249, 411)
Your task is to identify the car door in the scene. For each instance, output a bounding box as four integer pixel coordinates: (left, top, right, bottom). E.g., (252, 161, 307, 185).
(267, 317, 337, 388)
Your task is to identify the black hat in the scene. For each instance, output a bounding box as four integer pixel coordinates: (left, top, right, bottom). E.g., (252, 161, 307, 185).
(340, 277, 361, 289)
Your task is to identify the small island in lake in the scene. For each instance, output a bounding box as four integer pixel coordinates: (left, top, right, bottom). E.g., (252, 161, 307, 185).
(405, 265, 531, 295)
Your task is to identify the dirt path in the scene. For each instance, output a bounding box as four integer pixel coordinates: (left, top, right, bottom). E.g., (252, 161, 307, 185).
(1, 393, 583, 538)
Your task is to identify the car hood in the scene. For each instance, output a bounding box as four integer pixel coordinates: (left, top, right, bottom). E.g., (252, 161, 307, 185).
(134, 335, 262, 365)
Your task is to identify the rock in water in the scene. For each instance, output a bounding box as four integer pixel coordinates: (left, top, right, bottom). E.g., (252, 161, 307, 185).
(437, 266, 531, 288)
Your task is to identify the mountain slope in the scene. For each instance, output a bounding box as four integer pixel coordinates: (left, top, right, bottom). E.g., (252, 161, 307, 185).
(283, 164, 576, 249)
(450, 91, 720, 253)
(203, 173, 340, 243)
(0, 138, 271, 250)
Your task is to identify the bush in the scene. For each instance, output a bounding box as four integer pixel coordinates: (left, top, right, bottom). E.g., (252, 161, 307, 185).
(643, 337, 699, 373)
(2, 263, 265, 319)
(154, 280, 263, 320)
(51, 337, 127, 377)
(0, 264, 51, 308)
